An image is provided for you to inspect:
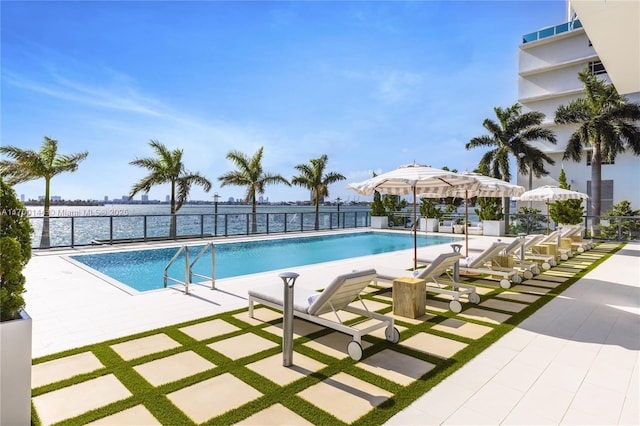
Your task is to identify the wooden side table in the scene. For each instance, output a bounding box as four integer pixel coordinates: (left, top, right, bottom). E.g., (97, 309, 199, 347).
(533, 243, 558, 257)
(392, 277, 426, 319)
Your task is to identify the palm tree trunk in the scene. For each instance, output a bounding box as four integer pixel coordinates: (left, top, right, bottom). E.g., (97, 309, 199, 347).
(170, 182, 177, 239)
(40, 178, 51, 248)
(314, 193, 320, 230)
(591, 144, 602, 236)
(251, 198, 258, 234)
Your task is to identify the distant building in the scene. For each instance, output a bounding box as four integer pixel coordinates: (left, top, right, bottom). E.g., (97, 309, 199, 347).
(165, 195, 170, 202)
(518, 0, 639, 213)
(20, 194, 24, 202)
(51, 195, 62, 201)
(141, 194, 149, 203)
(104, 196, 109, 202)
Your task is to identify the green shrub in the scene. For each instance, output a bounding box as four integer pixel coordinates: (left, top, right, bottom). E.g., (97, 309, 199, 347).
(511, 206, 546, 234)
(370, 191, 385, 216)
(419, 198, 443, 219)
(0, 179, 33, 321)
(600, 200, 640, 240)
(474, 197, 503, 221)
(549, 169, 584, 225)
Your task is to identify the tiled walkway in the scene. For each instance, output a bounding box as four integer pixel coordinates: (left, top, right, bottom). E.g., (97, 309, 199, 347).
(387, 242, 640, 425)
(25, 239, 638, 425)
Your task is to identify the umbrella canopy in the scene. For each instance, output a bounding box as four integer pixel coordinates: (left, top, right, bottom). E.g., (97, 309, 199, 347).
(420, 173, 525, 256)
(347, 164, 479, 269)
(515, 185, 589, 233)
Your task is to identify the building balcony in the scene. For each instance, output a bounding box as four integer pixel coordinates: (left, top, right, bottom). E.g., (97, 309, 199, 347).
(522, 19, 582, 44)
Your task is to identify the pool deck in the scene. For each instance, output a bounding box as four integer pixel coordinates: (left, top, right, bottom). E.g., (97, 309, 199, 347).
(22, 231, 640, 424)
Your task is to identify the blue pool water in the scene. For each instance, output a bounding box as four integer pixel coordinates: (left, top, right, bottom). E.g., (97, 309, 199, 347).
(70, 232, 459, 292)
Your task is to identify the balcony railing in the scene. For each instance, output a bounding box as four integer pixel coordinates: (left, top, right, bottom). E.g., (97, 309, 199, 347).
(522, 19, 582, 44)
(26, 211, 371, 249)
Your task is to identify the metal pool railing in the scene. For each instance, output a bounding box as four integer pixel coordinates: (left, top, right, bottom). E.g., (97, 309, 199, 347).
(27, 211, 371, 249)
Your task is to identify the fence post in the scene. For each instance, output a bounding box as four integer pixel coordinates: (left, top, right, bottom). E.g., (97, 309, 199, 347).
(279, 271, 299, 367)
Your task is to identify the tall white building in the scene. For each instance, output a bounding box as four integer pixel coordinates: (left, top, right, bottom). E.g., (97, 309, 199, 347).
(517, 0, 640, 214)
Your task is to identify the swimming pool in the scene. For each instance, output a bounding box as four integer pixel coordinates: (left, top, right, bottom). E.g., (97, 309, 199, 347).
(70, 231, 459, 293)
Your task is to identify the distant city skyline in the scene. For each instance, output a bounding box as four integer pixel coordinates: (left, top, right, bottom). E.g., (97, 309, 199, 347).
(2, 1, 565, 202)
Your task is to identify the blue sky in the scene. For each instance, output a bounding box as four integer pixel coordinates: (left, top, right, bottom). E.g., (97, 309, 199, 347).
(1, 1, 565, 203)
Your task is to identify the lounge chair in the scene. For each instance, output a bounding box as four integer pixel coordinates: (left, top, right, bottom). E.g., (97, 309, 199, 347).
(500, 238, 540, 278)
(439, 220, 454, 233)
(560, 225, 593, 252)
(539, 230, 573, 260)
(248, 269, 399, 361)
(425, 241, 522, 289)
(376, 252, 480, 313)
(521, 234, 556, 270)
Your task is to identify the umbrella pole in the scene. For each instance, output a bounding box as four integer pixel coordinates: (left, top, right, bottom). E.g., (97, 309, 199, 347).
(465, 190, 469, 257)
(546, 201, 550, 234)
(413, 186, 417, 270)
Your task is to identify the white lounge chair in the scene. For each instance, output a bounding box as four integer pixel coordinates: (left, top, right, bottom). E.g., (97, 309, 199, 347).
(560, 225, 593, 252)
(248, 269, 399, 361)
(428, 241, 522, 289)
(377, 252, 480, 313)
(521, 234, 556, 270)
(540, 230, 573, 260)
(500, 238, 540, 278)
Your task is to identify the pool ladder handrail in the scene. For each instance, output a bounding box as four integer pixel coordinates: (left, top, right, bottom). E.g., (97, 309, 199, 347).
(189, 242, 215, 290)
(163, 243, 215, 294)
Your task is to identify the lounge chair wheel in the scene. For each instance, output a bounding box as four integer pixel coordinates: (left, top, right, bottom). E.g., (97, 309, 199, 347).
(523, 270, 534, 280)
(469, 293, 480, 304)
(500, 279, 511, 289)
(449, 300, 462, 313)
(561, 253, 568, 261)
(347, 341, 364, 361)
(577, 247, 585, 253)
(541, 262, 551, 270)
(512, 274, 522, 284)
(550, 259, 557, 267)
(386, 327, 401, 344)
(532, 266, 541, 275)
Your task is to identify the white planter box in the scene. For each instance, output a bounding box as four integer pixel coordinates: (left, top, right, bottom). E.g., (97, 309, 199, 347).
(419, 218, 439, 232)
(370, 216, 388, 229)
(482, 220, 505, 236)
(0, 309, 32, 426)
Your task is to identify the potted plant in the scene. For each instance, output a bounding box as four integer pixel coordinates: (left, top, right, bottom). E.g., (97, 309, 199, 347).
(419, 198, 443, 232)
(0, 178, 34, 425)
(369, 190, 388, 228)
(475, 197, 505, 236)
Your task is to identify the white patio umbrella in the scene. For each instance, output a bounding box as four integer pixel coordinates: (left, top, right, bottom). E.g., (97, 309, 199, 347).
(514, 185, 589, 234)
(420, 173, 525, 256)
(347, 164, 479, 269)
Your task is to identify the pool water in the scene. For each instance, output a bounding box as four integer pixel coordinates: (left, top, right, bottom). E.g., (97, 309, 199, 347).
(70, 232, 459, 293)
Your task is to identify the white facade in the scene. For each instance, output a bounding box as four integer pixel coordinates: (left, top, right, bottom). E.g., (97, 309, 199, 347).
(517, 1, 640, 214)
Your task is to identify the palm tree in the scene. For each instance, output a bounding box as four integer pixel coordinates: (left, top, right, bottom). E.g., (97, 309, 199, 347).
(218, 147, 290, 233)
(466, 103, 557, 229)
(129, 140, 212, 237)
(555, 68, 640, 226)
(292, 155, 346, 230)
(0, 137, 88, 248)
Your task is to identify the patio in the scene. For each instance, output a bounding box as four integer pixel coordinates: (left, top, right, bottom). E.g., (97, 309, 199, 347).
(23, 234, 639, 425)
